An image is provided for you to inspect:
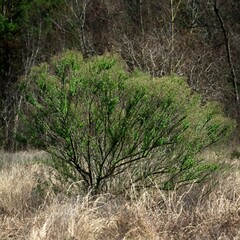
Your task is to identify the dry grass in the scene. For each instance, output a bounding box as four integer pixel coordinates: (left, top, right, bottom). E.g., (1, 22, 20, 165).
(0, 150, 240, 239)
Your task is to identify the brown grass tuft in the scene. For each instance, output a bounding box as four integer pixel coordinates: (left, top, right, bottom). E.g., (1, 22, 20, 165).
(0, 150, 240, 239)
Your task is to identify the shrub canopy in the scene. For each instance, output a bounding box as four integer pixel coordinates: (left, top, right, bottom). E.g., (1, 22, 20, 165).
(22, 50, 234, 193)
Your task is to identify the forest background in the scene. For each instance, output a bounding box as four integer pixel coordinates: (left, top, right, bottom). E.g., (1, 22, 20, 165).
(1, 0, 240, 150)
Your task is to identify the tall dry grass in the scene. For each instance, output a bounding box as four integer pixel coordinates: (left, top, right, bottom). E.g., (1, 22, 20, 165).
(0, 150, 240, 239)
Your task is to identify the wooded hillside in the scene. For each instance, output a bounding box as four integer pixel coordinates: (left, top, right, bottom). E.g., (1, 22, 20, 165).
(1, 0, 240, 150)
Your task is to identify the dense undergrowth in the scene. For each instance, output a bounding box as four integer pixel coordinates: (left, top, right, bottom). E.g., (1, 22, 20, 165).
(0, 149, 240, 239)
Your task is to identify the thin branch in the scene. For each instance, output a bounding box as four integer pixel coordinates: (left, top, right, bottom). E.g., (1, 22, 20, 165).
(213, 0, 239, 106)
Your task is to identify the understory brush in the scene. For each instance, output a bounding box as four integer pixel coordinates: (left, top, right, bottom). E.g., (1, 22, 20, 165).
(0, 150, 240, 239)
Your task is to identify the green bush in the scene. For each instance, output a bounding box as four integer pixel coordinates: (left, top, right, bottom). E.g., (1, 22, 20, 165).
(22, 50, 234, 194)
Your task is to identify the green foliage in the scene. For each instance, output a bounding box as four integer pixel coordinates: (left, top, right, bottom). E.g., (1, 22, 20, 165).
(0, 0, 62, 75)
(0, 1, 51, 38)
(22, 50, 235, 194)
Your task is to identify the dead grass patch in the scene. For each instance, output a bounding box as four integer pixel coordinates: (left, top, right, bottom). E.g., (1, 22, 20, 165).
(0, 150, 240, 239)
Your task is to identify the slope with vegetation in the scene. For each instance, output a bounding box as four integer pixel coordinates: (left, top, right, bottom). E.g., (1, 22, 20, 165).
(1, 0, 240, 150)
(1, 1, 240, 239)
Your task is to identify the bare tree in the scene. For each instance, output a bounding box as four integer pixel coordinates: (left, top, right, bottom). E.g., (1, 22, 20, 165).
(213, 0, 240, 106)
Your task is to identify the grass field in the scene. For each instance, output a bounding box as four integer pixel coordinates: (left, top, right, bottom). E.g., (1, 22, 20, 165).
(0, 149, 240, 239)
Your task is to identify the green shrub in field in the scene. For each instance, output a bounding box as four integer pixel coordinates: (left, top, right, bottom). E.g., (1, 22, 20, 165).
(22, 50, 234, 193)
